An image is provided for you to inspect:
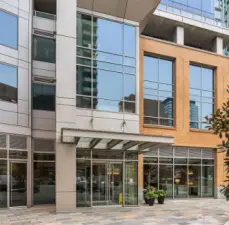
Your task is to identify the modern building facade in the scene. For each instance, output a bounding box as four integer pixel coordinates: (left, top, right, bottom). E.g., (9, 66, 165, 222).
(0, 0, 228, 212)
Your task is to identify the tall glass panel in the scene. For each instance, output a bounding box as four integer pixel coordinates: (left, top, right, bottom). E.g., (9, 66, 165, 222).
(202, 166, 214, 197)
(125, 161, 138, 205)
(92, 163, 106, 206)
(0, 10, 18, 49)
(34, 162, 55, 204)
(174, 165, 187, 198)
(0, 160, 7, 208)
(108, 163, 123, 205)
(144, 55, 173, 126)
(76, 159, 91, 207)
(159, 165, 173, 197)
(143, 164, 158, 188)
(10, 162, 27, 207)
(190, 65, 214, 129)
(188, 166, 201, 197)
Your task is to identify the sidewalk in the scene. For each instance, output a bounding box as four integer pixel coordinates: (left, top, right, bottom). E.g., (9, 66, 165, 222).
(0, 199, 228, 225)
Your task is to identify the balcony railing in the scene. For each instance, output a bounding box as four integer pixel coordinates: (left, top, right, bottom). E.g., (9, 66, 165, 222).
(157, 3, 227, 29)
(34, 11, 56, 20)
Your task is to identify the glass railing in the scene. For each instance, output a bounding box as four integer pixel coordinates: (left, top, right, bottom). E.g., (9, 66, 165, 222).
(34, 11, 56, 20)
(157, 3, 227, 29)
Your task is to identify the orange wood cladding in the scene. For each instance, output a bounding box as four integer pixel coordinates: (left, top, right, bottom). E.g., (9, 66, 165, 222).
(139, 37, 229, 187)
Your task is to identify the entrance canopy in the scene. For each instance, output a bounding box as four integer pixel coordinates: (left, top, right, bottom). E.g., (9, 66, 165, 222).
(61, 128, 174, 153)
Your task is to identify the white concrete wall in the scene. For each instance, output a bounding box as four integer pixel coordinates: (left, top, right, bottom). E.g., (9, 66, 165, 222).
(0, 0, 31, 134)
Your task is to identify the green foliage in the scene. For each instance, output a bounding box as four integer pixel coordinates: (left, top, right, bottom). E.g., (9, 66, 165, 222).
(155, 189, 166, 197)
(205, 87, 229, 199)
(145, 191, 158, 199)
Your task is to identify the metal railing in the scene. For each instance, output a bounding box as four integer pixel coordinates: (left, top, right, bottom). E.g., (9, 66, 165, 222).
(34, 10, 56, 20)
(157, 3, 227, 29)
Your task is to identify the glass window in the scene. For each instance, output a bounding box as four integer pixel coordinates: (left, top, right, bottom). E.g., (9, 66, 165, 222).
(144, 147, 215, 198)
(174, 165, 187, 198)
(124, 25, 136, 57)
(188, 166, 201, 198)
(0, 63, 17, 103)
(144, 164, 158, 189)
(77, 14, 92, 48)
(33, 83, 55, 111)
(0, 160, 7, 208)
(161, 0, 215, 19)
(93, 17, 123, 55)
(202, 166, 214, 197)
(34, 162, 55, 205)
(95, 69, 122, 101)
(76, 13, 136, 113)
(190, 65, 214, 129)
(0, 10, 18, 49)
(144, 55, 174, 126)
(33, 36, 56, 63)
(125, 161, 138, 205)
(159, 165, 173, 197)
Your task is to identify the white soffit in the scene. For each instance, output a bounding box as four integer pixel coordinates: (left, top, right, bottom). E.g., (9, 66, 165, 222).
(77, 0, 160, 28)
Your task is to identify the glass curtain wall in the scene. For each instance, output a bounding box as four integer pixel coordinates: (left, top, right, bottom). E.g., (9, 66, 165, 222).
(160, 0, 214, 18)
(144, 147, 215, 198)
(76, 13, 136, 113)
(76, 150, 138, 207)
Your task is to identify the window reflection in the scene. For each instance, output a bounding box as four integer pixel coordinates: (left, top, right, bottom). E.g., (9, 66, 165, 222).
(190, 65, 214, 129)
(33, 83, 55, 111)
(95, 69, 122, 100)
(33, 36, 56, 63)
(76, 13, 136, 113)
(144, 55, 174, 126)
(0, 10, 18, 49)
(161, 0, 215, 18)
(0, 63, 17, 103)
(34, 162, 55, 205)
(144, 147, 215, 198)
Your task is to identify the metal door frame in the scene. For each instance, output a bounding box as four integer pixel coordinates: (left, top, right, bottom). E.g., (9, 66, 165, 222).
(9, 161, 27, 207)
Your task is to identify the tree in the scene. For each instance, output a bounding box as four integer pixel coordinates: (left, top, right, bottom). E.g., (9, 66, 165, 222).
(205, 89, 229, 200)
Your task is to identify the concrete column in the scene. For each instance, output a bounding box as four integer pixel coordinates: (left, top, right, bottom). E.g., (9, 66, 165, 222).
(56, 142, 76, 212)
(138, 154, 144, 204)
(56, 0, 77, 212)
(27, 136, 32, 207)
(212, 36, 223, 55)
(173, 26, 184, 45)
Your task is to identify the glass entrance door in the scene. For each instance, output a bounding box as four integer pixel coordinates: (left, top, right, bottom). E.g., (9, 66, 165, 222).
(108, 163, 122, 205)
(92, 161, 122, 206)
(10, 162, 27, 207)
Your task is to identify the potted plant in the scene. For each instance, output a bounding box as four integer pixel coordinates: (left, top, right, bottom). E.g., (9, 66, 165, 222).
(143, 186, 156, 204)
(143, 189, 148, 204)
(220, 184, 229, 200)
(145, 191, 158, 206)
(155, 189, 166, 204)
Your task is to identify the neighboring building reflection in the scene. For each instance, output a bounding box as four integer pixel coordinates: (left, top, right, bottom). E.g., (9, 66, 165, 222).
(0, 82, 17, 103)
